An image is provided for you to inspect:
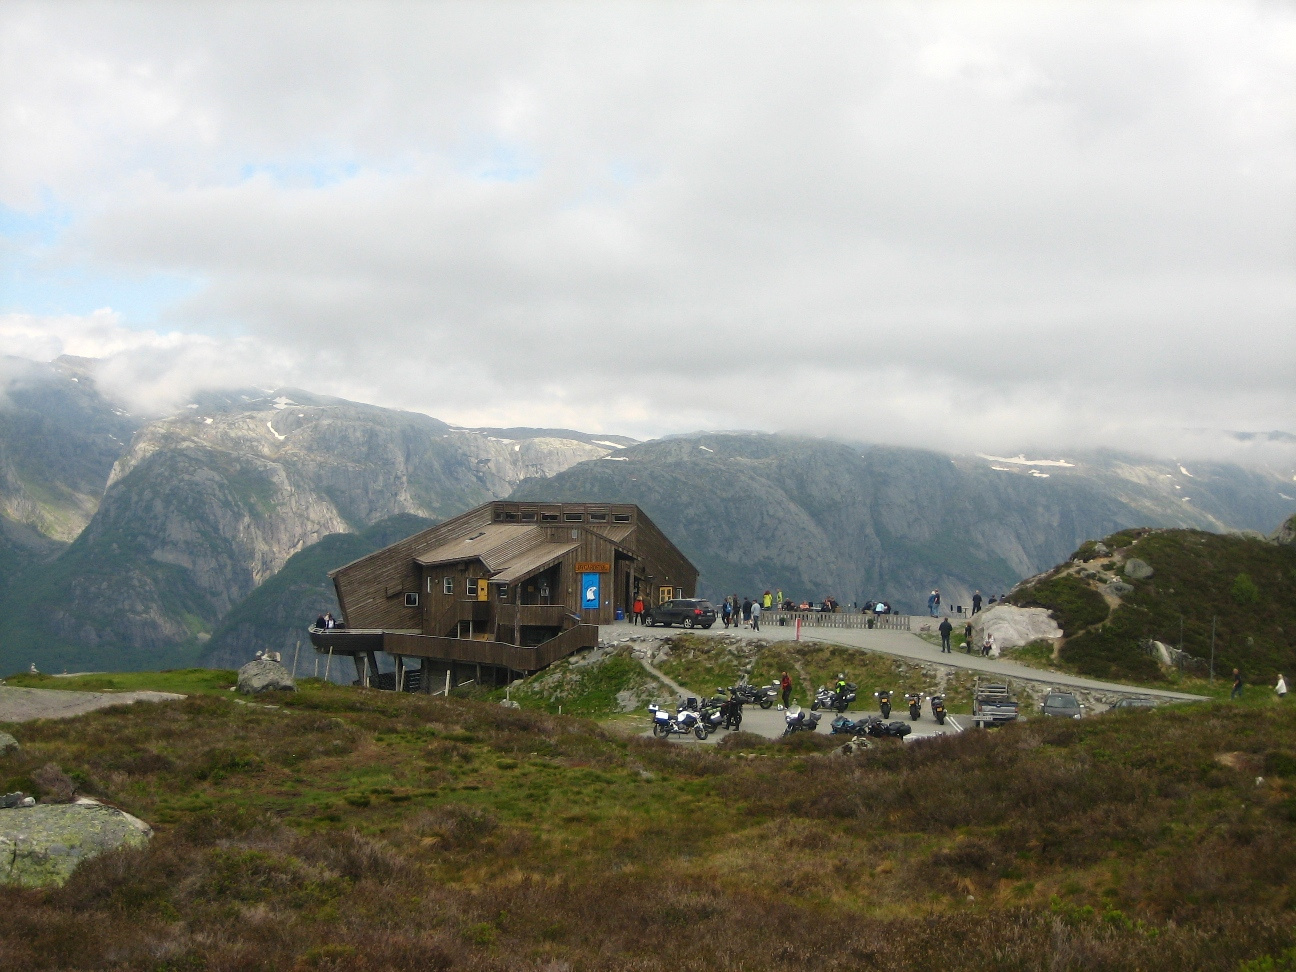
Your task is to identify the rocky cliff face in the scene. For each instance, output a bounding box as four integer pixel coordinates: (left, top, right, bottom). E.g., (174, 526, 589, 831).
(0, 356, 140, 542)
(513, 434, 1296, 614)
(0, 386, 615, 672)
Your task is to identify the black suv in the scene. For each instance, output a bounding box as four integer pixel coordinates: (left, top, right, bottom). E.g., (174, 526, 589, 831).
(644, 599, 716, 629)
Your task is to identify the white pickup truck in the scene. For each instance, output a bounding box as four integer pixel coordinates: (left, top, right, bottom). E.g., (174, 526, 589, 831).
(972, 681, 1020, 728)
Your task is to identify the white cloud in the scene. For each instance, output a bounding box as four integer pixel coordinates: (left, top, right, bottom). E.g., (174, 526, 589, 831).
(0, 1, 1292, 453)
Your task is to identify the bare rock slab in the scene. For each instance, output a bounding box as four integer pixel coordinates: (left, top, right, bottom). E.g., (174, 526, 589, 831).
(1124, 558, 1155, 580)
(0, 800, 152, 887)
(237, 659, 296, 694)
(0, 732, 18, 755)
(972, 604, 1062, 649)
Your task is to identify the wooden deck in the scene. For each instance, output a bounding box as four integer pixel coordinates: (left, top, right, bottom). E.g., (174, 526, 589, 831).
(307, 623, 598, 672)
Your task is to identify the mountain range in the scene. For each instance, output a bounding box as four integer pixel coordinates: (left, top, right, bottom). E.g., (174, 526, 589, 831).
(0, 352, 1292, 675)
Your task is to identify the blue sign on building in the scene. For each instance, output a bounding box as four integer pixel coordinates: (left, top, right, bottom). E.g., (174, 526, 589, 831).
(581, 572, 601, 610)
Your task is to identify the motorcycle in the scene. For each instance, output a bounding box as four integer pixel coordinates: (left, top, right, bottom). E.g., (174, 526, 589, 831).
(906, 692, 923, 721)
(712, 689, 744, 730)
(811, 682, 857, 713)
(930, 693, 947, 725)
(874, 689, 893, 719)
(730, 683, 778, 710)
(648, 700, 711, 740)
(830, 715, 871, 736)
(782, 705, 822, 737)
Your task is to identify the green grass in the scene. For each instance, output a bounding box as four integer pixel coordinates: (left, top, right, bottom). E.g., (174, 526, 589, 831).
(2, 668, 238, 695)
(1014, 528, 1296, 684)
(3, 674, 1296, 968)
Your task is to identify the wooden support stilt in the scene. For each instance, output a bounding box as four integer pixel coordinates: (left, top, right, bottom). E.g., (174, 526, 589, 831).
(324, 647, 333, 682)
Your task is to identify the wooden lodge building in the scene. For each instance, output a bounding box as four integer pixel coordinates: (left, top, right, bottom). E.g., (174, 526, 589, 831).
(309, 500, 697, 690)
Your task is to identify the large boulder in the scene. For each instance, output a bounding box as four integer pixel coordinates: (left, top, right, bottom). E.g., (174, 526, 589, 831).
(237, 659, 296, 694)
(971, 604, 1062, 649)
(1273, 514, 1296, 547)
(0, 731, 18, 755)
(0, 800, 152, 887)
(1124, 558, 1155, 580)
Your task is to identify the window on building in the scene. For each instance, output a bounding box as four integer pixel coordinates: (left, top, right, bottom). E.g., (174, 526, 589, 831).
(494, 509, 505, 521)
(612, 513, 632, 523)
(443, 576, 454, 595)
(589, 511, 608, 522)
(497, 584, 509, 601)
(504, 511, 518, 521)
(521, 510, 537, 521)
(466, 578, 478, 597)
(541, 511, 559, 521)
(564, 512, 584, 522)
(405, 592, 419, 608)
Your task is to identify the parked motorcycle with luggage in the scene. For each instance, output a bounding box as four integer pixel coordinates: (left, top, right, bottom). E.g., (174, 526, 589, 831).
(649, 699, 711, 740)
(782, 705, 822, 737)
(730, 682, 778, 710)
(833, 715, 910, 739)
(929, 693, 947, 725)
(906, 692, 923, 720)
(874, 689, 893, 719)
(812, 681, 857, 712)
(712, 688, 744, 730)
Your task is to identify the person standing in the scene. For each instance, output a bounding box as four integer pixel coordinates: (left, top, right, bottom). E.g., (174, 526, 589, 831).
(780, 671, 793, 708)
(963, 620, 973, 653)
(742, 597, 753, 627)
(938, 617, 953, 653)
(763, 590, 772, 610)
(632, 594, 644, 625)
(928, 589, 941, 617)
(721, 597, 732, 628)
(776, 589, 784, 610)
(751, 599, 762, 631)
(1231, 668, 1243, 700)
(1276, 673, 1288, 698)
(972, 591, 982, 614)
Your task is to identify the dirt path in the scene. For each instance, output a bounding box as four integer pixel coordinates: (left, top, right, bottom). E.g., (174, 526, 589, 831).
(0, 686, 185, 723)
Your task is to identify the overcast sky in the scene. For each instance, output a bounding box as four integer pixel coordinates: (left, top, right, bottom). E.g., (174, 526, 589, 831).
(1, 1, 1293, 459)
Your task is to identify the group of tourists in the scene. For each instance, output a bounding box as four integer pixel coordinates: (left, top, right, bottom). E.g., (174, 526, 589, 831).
(314, 612, 339, 630)
(721, 594, 767, 630)
(935, 617, 999, 657)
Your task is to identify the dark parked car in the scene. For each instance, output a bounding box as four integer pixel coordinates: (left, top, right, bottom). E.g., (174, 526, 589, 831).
(1109, 697, 1156, 711)
(644, 599, 716, 629)
(1041, 692, 1083, 719)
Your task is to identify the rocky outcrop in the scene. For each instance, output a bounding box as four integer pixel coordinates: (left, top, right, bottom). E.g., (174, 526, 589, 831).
(1274, 514, 1296, 547)
(0, 799, 152, 887)
(238, 659, 296, 693)
(971, 604, 1062, 649)
(0, 732, 17, 754)
(1124, 558, 1155, 580)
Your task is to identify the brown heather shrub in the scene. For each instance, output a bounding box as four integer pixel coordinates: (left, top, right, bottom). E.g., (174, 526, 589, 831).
(3, 681, 1296, 969)
(32, 762, 76, 803)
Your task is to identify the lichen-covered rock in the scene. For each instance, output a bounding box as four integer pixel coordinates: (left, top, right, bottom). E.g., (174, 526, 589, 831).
(971, 604, 1062, 649)
(1104, 580, 1134, 597)
(1273, 514, 1296, 547)
(1124, 558, 1154, 580)
(237, 659, 296, 694)
(0, 731, 18, 755)
(0, 800, 152, 887)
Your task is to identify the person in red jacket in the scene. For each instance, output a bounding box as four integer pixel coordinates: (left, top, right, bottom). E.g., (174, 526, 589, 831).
(780, 671, 793, 708)
(632, 595, 644, 625)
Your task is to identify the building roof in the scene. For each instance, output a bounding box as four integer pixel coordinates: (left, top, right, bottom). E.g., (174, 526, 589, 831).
(414, 524, 539, 569)
(489, 541, 580, 584)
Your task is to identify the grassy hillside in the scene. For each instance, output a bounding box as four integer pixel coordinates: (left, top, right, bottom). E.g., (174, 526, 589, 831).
(1010, 525, 1296, 684)
(2, 673, 1296, 969)
(200, 513, 436, 669)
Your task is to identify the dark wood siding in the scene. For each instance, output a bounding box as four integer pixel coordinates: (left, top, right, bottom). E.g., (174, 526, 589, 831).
(332, 505, 493, 629)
